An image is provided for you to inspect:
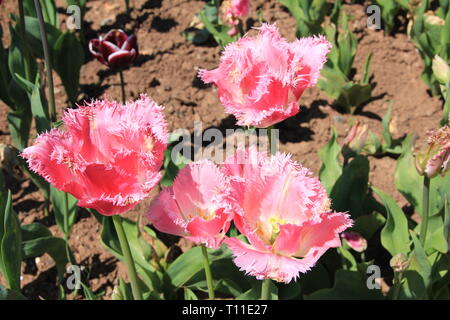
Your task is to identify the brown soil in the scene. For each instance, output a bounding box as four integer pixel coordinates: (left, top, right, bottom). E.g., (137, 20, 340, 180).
(0, 0, 444, 299)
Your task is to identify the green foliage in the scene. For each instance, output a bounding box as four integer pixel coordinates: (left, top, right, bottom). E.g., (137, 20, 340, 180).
(318, 11, 373, 113)
(0, 191, 22, 291)
(184, 0, 238, 47)
(410, 0, 450, 96)
(279, 0, 336, 37)
(373, 186, 411, 256)
(305, 269, 384, 299)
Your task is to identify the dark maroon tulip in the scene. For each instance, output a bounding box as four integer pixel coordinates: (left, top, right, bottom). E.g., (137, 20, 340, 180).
(89, 29, 138, 69)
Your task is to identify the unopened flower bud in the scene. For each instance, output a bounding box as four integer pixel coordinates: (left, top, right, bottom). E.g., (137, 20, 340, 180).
(111, 285, 123, 300)
(342, 121, 369, 157)
(424, 12, 445, 26)
(432, 55, 450, 84)
(341, 232, 368, 252)
(415, 125, 450, 178)
(390, 253, 409, 273)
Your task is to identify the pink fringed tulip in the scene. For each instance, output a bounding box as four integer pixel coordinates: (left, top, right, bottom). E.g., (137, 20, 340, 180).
(341, 232, 367, 252)
(199, 23, 331, 128)
(147, 160, 233, 249)
(22, 94, 168, 215)
(415, 125, 450, 178)
(222, 148, 352, 283)
(89, 29, 138, 69)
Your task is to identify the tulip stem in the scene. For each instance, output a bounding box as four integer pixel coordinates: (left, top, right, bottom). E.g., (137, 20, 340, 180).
(261, 278, 271, 300)
(420, 176, 430, 246)
(119, 70, 126, 104)
(125, 0, 130, 13)
(201, 245, 215, 300)
(112, 215, 143, 300)
(34, 0, 56, 122)
(392, 271, 404, 300)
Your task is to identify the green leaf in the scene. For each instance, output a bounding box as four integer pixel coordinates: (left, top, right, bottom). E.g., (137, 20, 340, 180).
(395, 134, 423, 213)
(185, 258, 251, 297)
(0, 285, 27, 300)
(353, 211, 386, 240)
(318, 128, 342, 193)
(22, 235, 69, 283)
(21, 223, 52, 241)
(330, 155, 370, 218)
(13, 73, 51, 134)
(401, 231, 432, 299)
(166, 245, 232, 287)
(305, 269, 384, 299)
(97, 215, 161, 293)
(51, 186, 78, 235)
(184, 287, 199, 300)
(23, 0, 58, 28)
(236, 280, 278, 300)
(373, 186, 411, 256)
(53, 32, 84, 103)
(0, 190, 23, 291)
(21, 16, 62, 59)
(300, 262, 331, 295)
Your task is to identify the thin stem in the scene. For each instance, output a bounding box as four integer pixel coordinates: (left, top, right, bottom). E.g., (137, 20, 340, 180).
(420, 176, 430, 246)
(201, 245, 215, 300)
(63, 192, 79, 298)
(125, 0, 130, 13)
(261, 278, 271, 300)
(34, 0, 56, 122)
(392, 271, 403, 300)
(18, 0, 32, 81)
(119, 70, 126, 104)
(112, 215, 143, 300)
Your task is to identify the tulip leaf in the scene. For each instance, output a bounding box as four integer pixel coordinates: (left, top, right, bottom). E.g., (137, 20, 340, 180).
(330, 155, 370, 218)
(395, 134, 423, 213)
(21, 16, 61, 59)
(0, 190, 23, 291)
(0, 285, 27, 300)
(373, 186, 410, 256)
(300, 262, 331, 295)
(401, 231, 432, 299)
(166, 245, 232, 288)
(305, 269, 384, 299)
(53, 32, 84, 104)
(21, 223, 52, 241)
(50, 186, 78, 236)
(185, 258, 252, 297)
(318, 128, 342, 193)
(21, 235, 69, 283)
(353, 211, 386, 240)
(23, 0, 58, 28)
(236, 279, 278, 300)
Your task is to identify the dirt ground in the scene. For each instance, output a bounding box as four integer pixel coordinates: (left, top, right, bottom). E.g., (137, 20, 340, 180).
(0, 0, 444, 299)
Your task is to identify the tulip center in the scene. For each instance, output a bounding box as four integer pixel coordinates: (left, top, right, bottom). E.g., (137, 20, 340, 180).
(144, 135, 154, 152)
(256, 215, 288, 245)
(198, 208, 216, 221)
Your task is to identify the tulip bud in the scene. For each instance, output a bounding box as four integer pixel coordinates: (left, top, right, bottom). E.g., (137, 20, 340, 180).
(424, 11, 445, 26)
(390, 253, 409, 273)
(342, 121, 369, 157)
(89, 29, 138, 69)
(111, 285, 123, 300)
(432, 55, 450, 84)
(415, 125, 450, 178)
(341, 232, 368, 252)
